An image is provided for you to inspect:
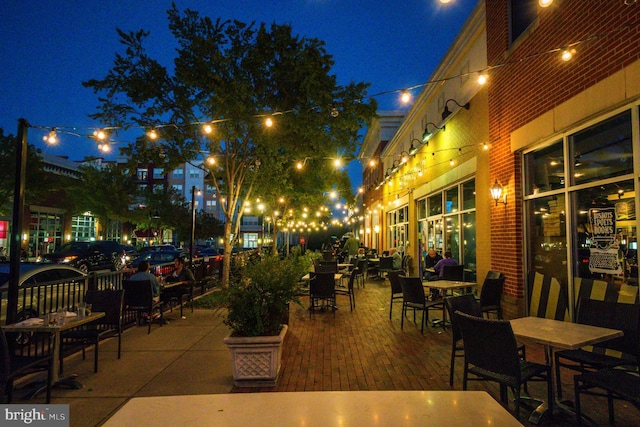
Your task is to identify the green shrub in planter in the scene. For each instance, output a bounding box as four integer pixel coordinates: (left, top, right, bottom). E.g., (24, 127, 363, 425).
(224, 255, 306, 337)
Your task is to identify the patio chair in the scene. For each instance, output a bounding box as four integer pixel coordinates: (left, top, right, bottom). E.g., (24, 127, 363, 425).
(309, 272, 336, 317)
(442, 264, 464, 281)
(455, 311, 553, 420)
(335, 268, 356, 311)
(399, 276, 440, 334)
(479, 276, 506, 319)
(555, 298, 640, 400)
(387, 270, 404, 320)
(378, 256, 394, 280)
(123, 280, 165, 333)
(59, 289, 124, 374)
(353, 258, 367, 288)
(574, 364, 640, 426)
(1, 326, 53, 404)
(443, 294, 482, 386)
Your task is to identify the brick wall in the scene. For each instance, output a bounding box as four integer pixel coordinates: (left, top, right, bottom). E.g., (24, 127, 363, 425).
(486, 0, 640, 306)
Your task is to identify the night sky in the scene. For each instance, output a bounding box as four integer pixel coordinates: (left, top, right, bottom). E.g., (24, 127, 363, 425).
(1, 0, 478, 188)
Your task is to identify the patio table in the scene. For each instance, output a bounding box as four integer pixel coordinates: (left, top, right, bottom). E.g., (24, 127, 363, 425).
(4, 311, 106, 398)
(103, 390, 524, 427)
(510, 316, 623, 424)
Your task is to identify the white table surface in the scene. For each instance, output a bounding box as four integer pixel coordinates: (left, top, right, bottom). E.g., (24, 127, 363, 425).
(510, 316, 623, 350)
(103, 390, 523, 427)
(301, 273, 343, 282)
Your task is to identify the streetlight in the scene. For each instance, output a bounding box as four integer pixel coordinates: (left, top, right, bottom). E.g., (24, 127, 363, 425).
(190, 185, 201, 268)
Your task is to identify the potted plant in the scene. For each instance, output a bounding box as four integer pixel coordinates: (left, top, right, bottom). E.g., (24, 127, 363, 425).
(223, 254, 306, 387)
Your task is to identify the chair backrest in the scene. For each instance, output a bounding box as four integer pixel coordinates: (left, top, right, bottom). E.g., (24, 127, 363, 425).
(309, 272, 336, 298)
(356, 258, 367, 274)
(576, 298, 640, 359)
(379, 256, 394, 271)
(455, 311, 521, 380)
(445, 294, 482, 344)
(123, 280, 154, 309)
(399, 276, 426, 305)
(527, 271, 570, 321)
(479, 277, 506, 308)
(442, 264, 464, 281)
(86, 289, 124, 326)
(485, 270, 504, 280)
(388, 270, 404, 295)
(317, 260, 338, 273)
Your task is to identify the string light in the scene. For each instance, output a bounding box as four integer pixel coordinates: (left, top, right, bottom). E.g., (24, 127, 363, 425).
(43, 128, 57, 144)
(561, 48, 575, 62)
(147, 129, 158, 140)
(400, 90, 411, 104)
(539, 0, 553, 7)
(265, 117, 274, 127)
(477, 73, 488, 85)
(203, 123, 213, 134)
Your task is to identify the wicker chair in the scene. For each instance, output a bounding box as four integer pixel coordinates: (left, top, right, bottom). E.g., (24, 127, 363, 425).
(455, 311, 553, 420)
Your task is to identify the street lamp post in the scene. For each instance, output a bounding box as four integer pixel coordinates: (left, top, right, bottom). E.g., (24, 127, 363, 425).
(190, 185, 197, 269)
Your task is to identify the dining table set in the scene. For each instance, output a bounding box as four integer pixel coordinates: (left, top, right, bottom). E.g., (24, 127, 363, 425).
(3, 310, 106, 398)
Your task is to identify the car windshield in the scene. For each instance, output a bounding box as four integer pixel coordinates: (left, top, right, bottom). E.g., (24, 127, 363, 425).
(56, 242, 90, 253)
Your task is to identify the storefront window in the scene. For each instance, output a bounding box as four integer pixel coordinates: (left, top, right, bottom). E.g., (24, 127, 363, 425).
(428, 194, 442, 216)
(445, 187, 459, 213)
(570, 111, 633, 185)
(524, 140, 564, 195)
(462, 179, 476, 210)
(524, 109, 637, 314)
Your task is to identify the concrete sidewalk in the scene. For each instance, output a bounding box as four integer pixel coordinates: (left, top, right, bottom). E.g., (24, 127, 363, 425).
(33, 307, 235, 427)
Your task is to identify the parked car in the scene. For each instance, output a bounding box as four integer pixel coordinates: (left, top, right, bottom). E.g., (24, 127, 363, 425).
(0, 263, 87, 329)
(37, 240, 125, 273)
(139, 244, 177, 254)
(127, 250, 185, 269)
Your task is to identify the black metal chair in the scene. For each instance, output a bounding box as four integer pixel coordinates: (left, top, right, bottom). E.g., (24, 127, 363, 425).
(309, 272, 336, 317)
(378, 256, 394, 280)
(479, 276, 506, 319)
(455, 311, 553, 420)
(555, 298, 640, 400)
(399, 276, 440, 334)
(1, 326, 53, 403)
(123, 280, 165, 333)
(335, 268, 356, 311)
(443, 294, 482, 387)
(442, 264, 464, 281)
(388, 270, 404, 320)
(59, 289, 124, 374)
(353, 259, 367, 288)
(574, 363, 640, 426)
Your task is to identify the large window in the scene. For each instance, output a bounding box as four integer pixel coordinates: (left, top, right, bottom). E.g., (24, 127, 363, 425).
(417, 178, 476, 280)
(524, 109, 637, 310)
(510, 0, 537, 43)
(387, 205, 408, 253)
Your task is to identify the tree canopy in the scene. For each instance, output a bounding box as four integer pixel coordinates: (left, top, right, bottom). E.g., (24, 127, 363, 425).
(83, 6, 376, 285)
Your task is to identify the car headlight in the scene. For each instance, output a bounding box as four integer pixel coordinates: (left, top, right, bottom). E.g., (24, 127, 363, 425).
(63, 255, 78, 263)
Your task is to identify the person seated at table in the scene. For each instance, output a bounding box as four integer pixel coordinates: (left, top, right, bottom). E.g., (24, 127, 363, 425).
(389, 247, 402, 270)
(433, 251, 458, 279)
(166, 256, 196, 285)
(129, 260, 161, 319)
(423, 249, 443, 281)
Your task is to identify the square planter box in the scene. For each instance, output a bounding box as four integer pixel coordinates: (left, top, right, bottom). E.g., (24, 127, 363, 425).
(223, 324, 287, 387)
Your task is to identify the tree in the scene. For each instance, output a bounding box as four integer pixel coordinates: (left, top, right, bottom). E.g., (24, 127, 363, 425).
(0, 128, 62, 216)
(83, 6, 376, 285)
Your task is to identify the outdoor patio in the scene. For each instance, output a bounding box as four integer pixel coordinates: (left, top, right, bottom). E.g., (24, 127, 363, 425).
(15, 275, 640, 427)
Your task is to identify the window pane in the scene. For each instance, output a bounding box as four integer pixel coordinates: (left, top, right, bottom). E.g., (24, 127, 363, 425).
(428, 194, 442, 216)
(445, 187, 458, 214)
(462, 179, 475, 210)
(428, 219, 443, 255)
(445, 215, 460, 262)
(570, 111, 632, 185)
(510, 0, 536, 43)
(526, 194, 568, 285)
(524, 141, 564, 195)
(571, 180, 635, 288)
(416, 199, 426, 220)
(463, 211, 476, 274)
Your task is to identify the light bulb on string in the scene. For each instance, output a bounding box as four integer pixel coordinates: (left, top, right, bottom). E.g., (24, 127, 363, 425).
(147, 129, 158, 140)
(203, 123, 213, 134)
(477, 73, 488, 85)
(561, 48, 575, 62)
(207, 156, 216, 166)
(265, 117, 274, 127)
(539, 0, 553, 7)
(400, 90, 411, 104)
(43, 128, 58, 144)
(93, 129, 107, 140)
